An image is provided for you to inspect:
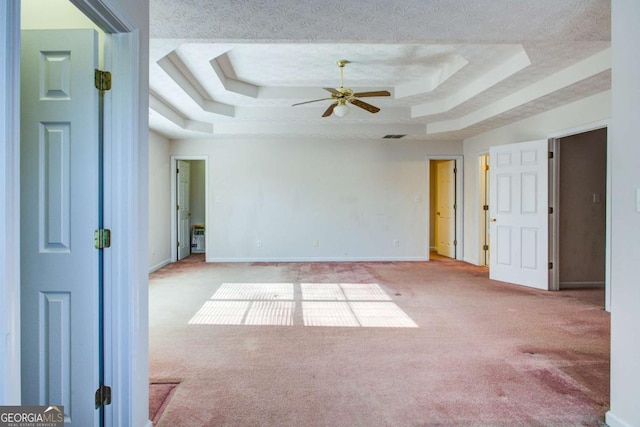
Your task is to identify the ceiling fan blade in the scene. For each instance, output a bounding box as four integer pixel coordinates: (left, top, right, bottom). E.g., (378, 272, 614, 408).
(350, 98, 381, 114)
(352, 90, 391, 98)
(323, 87, 340, 95)
(322, 102, 338, 117)
(292, 97, 333, 106)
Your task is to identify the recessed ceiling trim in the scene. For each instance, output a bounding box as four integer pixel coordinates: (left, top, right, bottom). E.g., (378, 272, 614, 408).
(211, 122, 427, 136)
(210, 55, 260, 98)
(149, 92, 213, 133)
(233, 105, 410, 120)
(412, 47, 532, 117)
(395, 55, 468, 98)
(158, 52, 235, 117)
(426, 48, 611, 134)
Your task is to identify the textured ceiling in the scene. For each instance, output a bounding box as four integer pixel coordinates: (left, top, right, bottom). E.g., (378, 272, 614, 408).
(148, 0, 611, 141)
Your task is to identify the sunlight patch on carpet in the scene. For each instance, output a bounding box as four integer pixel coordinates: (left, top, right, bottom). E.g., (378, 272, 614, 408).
(212, 283, 294, 300)
(302, 301, 360, 327)
(189, 282, 418, 328)
(340, 283, 393, 301)
(245, 301, 295, 325)
(301, 283, 346, 300)
(188, 301, 249, 325)
(350, 302, 418, 328)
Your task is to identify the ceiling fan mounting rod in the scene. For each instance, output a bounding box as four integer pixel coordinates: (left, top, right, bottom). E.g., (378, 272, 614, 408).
(337, 59, 349, 88)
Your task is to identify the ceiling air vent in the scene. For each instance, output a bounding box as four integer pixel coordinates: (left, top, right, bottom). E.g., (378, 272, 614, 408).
(383, 135, 406, 139)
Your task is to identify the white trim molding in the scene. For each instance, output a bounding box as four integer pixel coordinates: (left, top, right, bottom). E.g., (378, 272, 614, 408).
(0, 0, 22, 405)
(606, 411, 635, 427)
(101, 29, 150, 427)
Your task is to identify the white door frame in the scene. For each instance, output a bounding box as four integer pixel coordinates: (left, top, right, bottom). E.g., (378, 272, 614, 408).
(426, 155, 464, 260)
(0, 1, 150, 425)
(0, 0, 22, 406)
(171, 156, 209, 262)
(548, 120, 611, 311)
(477, 151, 490, 266)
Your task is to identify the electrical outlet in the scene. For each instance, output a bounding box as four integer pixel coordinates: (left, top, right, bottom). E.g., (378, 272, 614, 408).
(256, 240, 262, 248)
(393, 239, 399, 247)
(313, 240, 319, 247)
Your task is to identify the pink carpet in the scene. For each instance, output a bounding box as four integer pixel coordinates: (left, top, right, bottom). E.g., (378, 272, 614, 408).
(149, 255, 609, 426)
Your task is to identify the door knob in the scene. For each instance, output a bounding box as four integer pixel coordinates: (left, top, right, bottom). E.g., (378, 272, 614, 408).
(490, 218, 497, 222)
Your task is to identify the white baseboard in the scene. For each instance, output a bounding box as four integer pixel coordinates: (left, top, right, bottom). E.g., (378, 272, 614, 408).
(606, 410, 633, 427)
(206, 256, 428, 263)
(560, 281, 605, 289)
(148, 259, 171, 273)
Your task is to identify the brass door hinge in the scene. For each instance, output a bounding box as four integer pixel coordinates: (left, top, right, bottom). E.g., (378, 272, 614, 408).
(94, 229, 111, 249)
(95, 385, 111, 409)
(549, 151, 554, 159)
(483, 205, 489, 211)
(94, 69, 111, 91)
(549, 262, 554, 269)
(483, 244, 489, 251)
(549, 206, 554, 214)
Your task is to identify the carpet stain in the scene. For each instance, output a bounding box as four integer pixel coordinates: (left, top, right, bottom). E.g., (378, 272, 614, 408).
(533, 368, 586, 396)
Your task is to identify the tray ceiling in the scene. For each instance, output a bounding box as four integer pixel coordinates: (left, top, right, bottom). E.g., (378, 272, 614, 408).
(149, 0, 610, 141)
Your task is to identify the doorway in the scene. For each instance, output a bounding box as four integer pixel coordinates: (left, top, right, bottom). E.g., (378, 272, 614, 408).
(171, 156, 208, 262)
(427, 156, 463, 260)
(551, 128, 608, 291)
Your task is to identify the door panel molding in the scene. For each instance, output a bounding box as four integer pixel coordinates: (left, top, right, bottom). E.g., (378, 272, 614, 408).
(21, 29, 100, 425)
(489, 139, 549, 290)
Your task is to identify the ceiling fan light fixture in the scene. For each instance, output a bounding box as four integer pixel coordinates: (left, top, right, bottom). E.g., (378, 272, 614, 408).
(333, 103, 350, 117)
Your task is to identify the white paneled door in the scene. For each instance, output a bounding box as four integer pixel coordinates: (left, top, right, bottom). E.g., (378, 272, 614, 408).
(489, 140, 549, 290)
(177, 160, 191, 260)
(20, 30, 101, 426)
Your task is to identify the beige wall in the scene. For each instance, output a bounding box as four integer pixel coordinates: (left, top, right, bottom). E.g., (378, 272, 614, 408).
(170, 137, 462, 261)
(558, 128, 607, 286)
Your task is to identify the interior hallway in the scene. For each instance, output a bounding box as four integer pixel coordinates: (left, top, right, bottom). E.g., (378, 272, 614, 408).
(149, 255, 609, 426)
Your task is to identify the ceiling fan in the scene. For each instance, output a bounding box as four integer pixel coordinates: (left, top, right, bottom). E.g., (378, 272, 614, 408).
(292, 59, 391, 117)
